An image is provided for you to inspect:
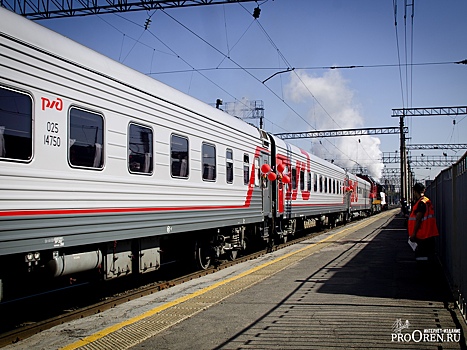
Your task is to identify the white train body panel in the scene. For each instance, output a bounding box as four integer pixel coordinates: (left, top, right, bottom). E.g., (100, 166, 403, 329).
(271, 136, 347, 219)
(0, 7, 267, 257)
(0, 8, 375, 293)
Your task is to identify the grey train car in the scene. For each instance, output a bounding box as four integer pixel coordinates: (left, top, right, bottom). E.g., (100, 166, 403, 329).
(0, 8, 372, 302)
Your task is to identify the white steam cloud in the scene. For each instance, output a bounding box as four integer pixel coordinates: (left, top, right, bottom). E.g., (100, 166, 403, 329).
(285, 70, 383, 180)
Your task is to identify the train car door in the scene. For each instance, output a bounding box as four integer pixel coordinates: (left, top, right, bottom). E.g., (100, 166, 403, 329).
(260, 151, 272, 217)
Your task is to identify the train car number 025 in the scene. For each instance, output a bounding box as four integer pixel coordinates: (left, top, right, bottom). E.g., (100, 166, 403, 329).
(44, 121, 61, 147)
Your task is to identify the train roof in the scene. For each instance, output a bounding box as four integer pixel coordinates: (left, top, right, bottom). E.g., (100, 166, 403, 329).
(0, 7, 261, 139)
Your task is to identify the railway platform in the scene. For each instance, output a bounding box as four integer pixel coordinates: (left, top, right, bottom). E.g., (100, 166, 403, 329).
(4, 209, 466, 349)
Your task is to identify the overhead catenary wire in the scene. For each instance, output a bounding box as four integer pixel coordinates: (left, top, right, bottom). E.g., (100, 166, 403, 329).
(149, 60, 462, 75)
(142, 4, 356, 165)
(99, 4, 396, 169)
(159, 9, 318, 131)
(393, 0, 406, 110)
(250, 8, 387, 168)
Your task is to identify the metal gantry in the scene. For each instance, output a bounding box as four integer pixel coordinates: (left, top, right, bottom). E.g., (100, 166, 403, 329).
(406, 143, 467, 150)
(391, 106, 467, 118)
(409, 156, 460, 168)
(0, 0, 257, 19)
(391, 105, 467, 202)
(274, 127, 407, 140)
(383, 154, 458, 167)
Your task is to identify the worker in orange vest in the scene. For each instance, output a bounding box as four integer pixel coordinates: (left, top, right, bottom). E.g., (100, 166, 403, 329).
(408, 183, 439, 261)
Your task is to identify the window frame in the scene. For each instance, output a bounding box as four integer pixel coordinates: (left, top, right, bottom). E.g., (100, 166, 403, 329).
(0, 85, 33, 163)
(226, 148, 233, 184)
(300, 169, 305, 191)
(128, 122, 154, 175)
(254, 157, 260, 187)
(202, 142, 216, 182)
(170, 133, 189, 179)
(292, 167, 297, 190)
(68, 106, 105, 170)
(243, 154, 250, 185)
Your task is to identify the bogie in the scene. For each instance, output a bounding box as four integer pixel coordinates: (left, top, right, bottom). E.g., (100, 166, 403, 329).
(0, 8, 379, 303)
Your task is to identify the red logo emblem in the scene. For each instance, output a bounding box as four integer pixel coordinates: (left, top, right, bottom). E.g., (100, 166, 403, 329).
(41, 97, 63, 111)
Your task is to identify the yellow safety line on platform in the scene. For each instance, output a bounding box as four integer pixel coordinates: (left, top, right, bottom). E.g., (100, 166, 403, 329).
(62, 210, 396, 350)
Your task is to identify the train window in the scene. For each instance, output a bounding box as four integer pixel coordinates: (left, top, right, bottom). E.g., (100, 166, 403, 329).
(254, 157, 261, 187)
(202, 143, 216, 181)
(300, 169, 305, 191)
(226, 149, 233, 184)
(243, 154, 249, 185)
(319, 175, 323, 192)
(292, 168, 297, 190)
(69, 108, 104, 169)
(314, 174, 318, 192)
(171, 134, 189, 178)
(307, 172, 312, 191)
(0, 86, 32, 162)
(324, 177, 328, 193)
(128, 123, 153, 174)
(333, 179, 336, 194)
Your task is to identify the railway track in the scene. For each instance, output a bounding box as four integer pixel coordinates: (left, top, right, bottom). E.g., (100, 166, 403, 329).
(0, 224, 339, 348)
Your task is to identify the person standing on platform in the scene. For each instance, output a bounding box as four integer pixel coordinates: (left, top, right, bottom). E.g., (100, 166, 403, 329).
(408, 183, 439, 261)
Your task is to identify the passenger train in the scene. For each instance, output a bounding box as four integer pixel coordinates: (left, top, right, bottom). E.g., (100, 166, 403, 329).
(0, 8, 379, 302)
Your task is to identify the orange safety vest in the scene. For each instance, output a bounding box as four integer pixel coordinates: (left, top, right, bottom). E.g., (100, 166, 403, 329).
(408, 196, 439, 240)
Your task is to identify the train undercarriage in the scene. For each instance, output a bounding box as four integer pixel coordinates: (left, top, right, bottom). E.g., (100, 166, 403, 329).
(0, 209, 366, 303)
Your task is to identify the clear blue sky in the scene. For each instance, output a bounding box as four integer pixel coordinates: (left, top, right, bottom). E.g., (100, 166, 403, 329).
(37, 0, 467, 182)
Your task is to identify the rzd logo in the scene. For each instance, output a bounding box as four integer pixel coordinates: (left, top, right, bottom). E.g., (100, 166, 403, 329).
(41, 97, 63, 111)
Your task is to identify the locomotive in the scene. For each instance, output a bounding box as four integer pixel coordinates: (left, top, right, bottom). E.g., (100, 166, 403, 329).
(0, 8, 374, 302)
(357, 174, 388, 213)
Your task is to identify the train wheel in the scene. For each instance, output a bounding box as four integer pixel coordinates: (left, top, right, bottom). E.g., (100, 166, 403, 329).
(194, 241, 211, 270)
(228, 249, 238, 261)
(274, 234, 287, 245)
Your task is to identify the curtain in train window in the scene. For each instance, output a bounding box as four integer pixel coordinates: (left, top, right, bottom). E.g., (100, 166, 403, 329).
(202, 142, 216, 181)
(171, 134, 189, 178)
(0, 86, 32, 161)
(307, 172, 312, 191)
(129, 123, 153, 174)
(226, 149, 233, 184)
(69, 108, 104, 168)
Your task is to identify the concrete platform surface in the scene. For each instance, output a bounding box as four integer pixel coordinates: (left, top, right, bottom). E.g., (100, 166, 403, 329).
(3, 210, 466, 350)
(130, 211, 466, 350)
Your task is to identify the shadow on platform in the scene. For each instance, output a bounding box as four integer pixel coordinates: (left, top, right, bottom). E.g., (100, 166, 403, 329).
(315, 215, 453, 302)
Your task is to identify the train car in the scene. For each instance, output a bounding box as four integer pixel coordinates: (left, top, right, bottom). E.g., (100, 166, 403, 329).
(0, 8, 375, 302)
(0, 7, 273, 300)
(347, 173, 372, 217)
(262, 136, 351, 241)
(357, 174, 387, 213)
